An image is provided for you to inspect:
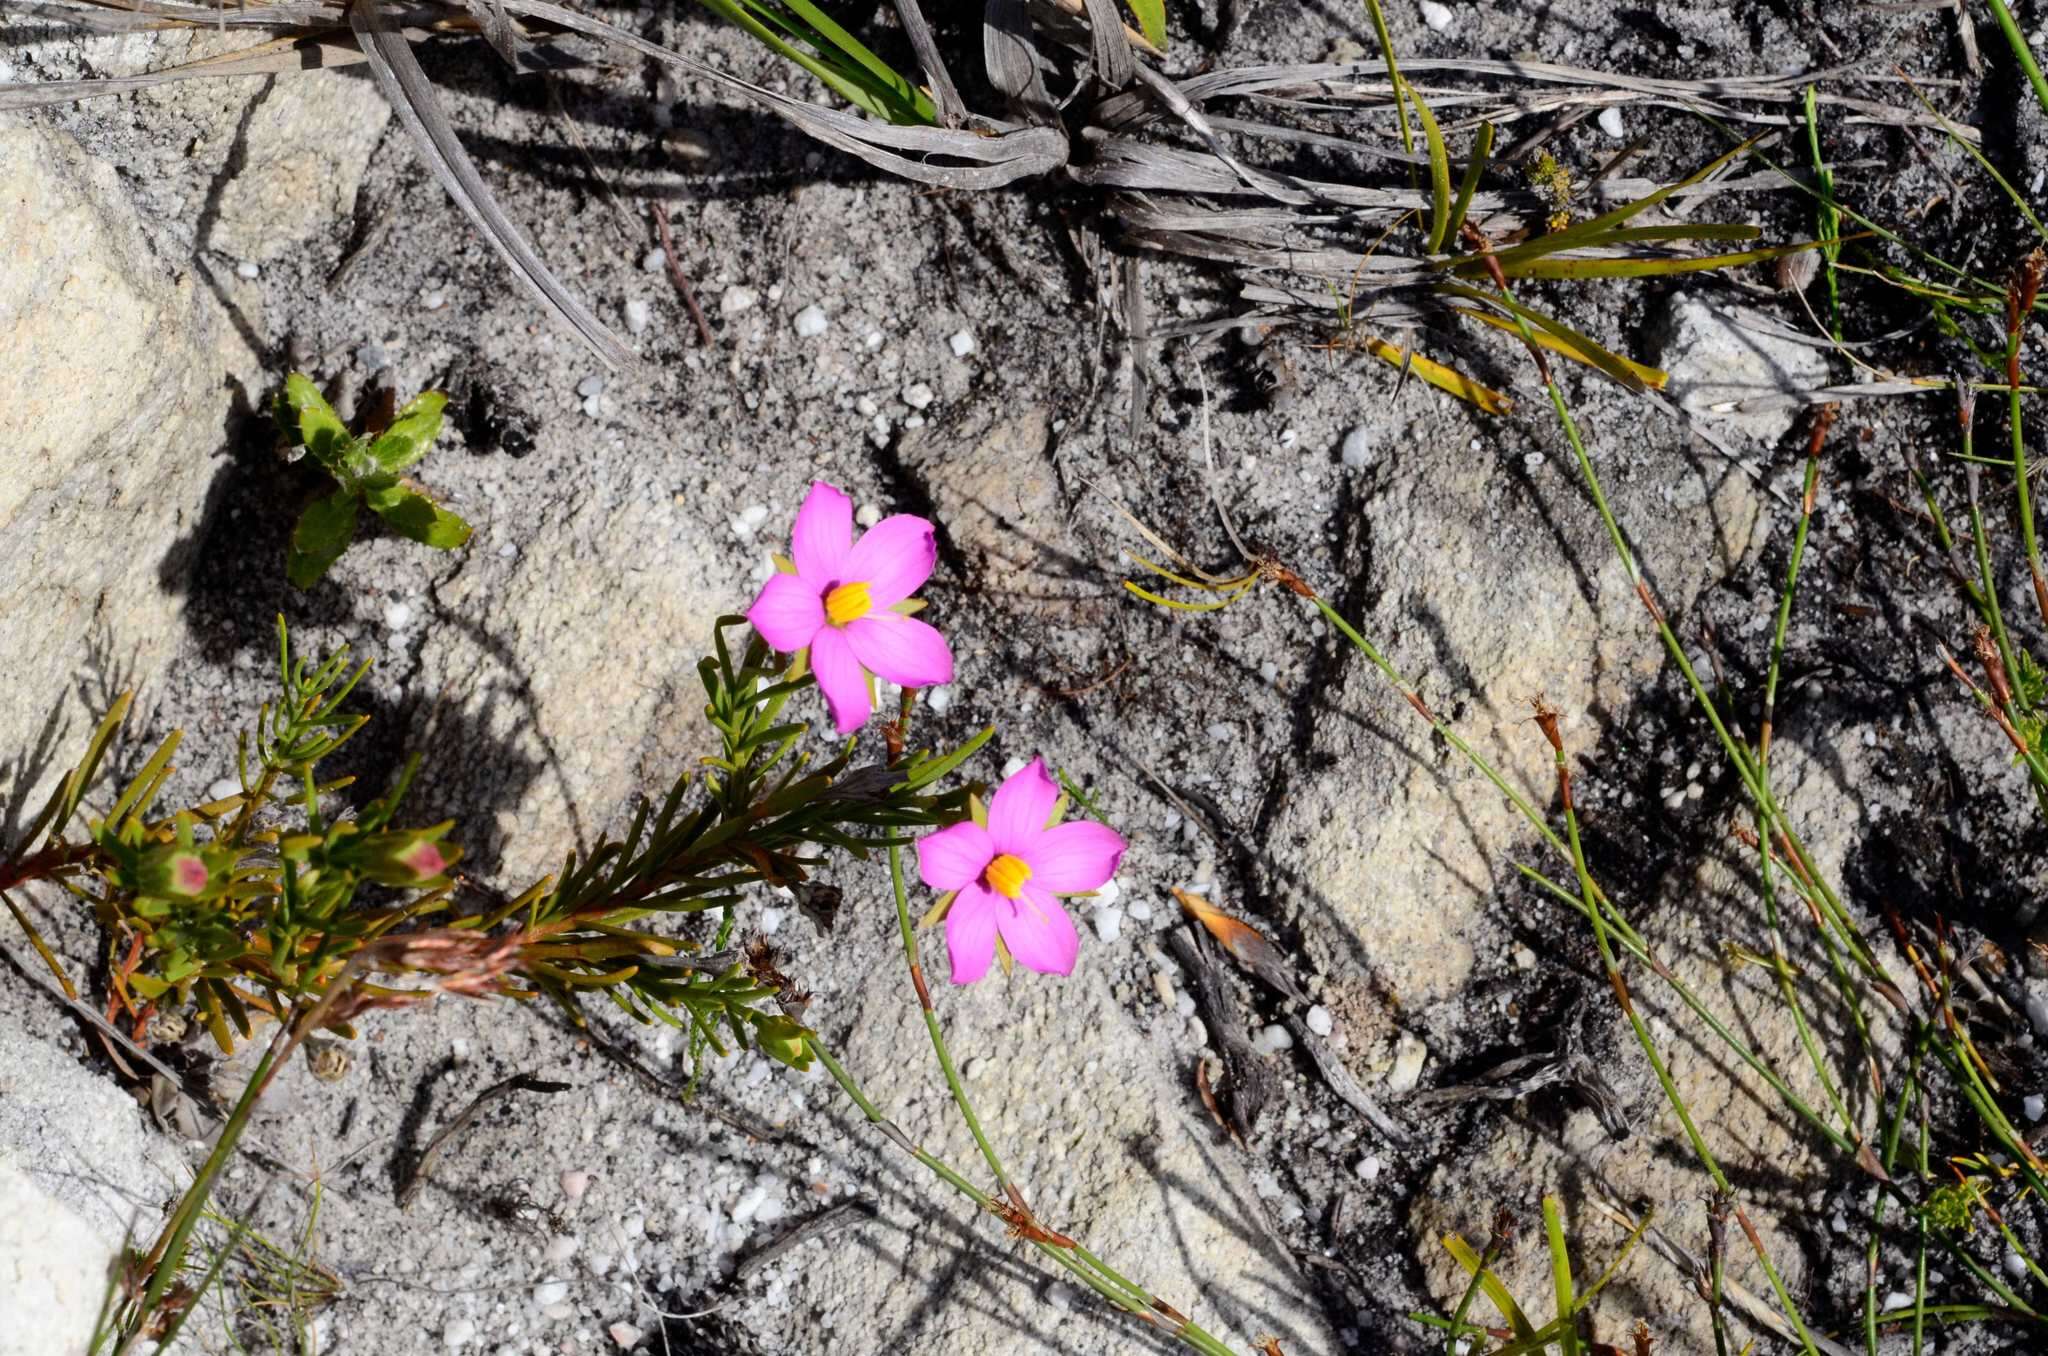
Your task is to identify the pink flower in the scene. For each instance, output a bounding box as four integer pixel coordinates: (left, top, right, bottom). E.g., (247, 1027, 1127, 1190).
(915, 758, 1126, 983)
(746, 482, 954, 734)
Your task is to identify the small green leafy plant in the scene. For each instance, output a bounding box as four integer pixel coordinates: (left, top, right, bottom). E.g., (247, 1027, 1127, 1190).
(273, 374, 472, 589)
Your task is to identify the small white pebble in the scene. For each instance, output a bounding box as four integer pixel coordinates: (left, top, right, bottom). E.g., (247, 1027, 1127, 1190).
(384, 601, 413, 631)
(2005, 1250, 2029, 1280)
(609, 1323, 645, 1349)
(1514, 944, 1537, 971)
(206, 777, 240, 802)
(963, 1057, 987, 1082)
(498, 541, 519, 560)
(544, 1234, 580, 1264)
(235, 260, 259, 281)
(855, 503, 882, 527)
(577, 375, 606, 399)
(1175, 993, 1197, 1018)
(1094, 907, 1124, 943)
(581, 395, 602, 419)
(1881, 1291, 1911, 1314)
(1523, 452, 1546, 472)
(1096, 877, 1122, 905)
(1256, 1023, 1294, 1054)
(640, 248, 667, 272)
(720, 285, 758, 316)
(1127, 899, 1152, 923)
(926, 685, 955, 714)
(1305, 1005, 1334, 1038)
(1419, 0, 1453, 33)
(560, 1171, 592, 1204)
(948, 329, 976, 358)
(533, 1280, 569, 1306)
(902, 381, 936, 411)
(1597, 106, 1627, 139)
(1002, 756, 1028, 778)
(793, 304, 828, 337)
(2025, 1093, 2046, 1123)
(624, 298, 651, 336)
(421, 289, 447, 312)
(854, 395, 879, 418)
(443, 1318, 477, 1349)
(2027, 992, 2048, 1038)
(1340, 425, 1373, 469)
(1355, 1155, 1381, 1183)
(1387, 1033, 1428, 1093)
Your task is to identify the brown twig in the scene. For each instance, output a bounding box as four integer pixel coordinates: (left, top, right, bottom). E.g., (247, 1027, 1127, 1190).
(650, 201, 716, 349)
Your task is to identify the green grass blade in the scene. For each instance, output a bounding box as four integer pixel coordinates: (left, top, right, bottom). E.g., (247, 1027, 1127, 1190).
(1503, 238, 1838, 281)
(1448, 223, 1761, 277)
(1543, 1197, 1582, 1356)
(1417, 87, 1454, 254)
(1443, 1233, 1538, 1341)
(1987, 0, 2048, 118)
(1445, 120, 1493, 251)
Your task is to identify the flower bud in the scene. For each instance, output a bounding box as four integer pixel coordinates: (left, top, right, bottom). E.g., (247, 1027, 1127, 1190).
(749, 1013, 814, 1071)
(135, 846, 214, 899)
(347, 823, 461, 888)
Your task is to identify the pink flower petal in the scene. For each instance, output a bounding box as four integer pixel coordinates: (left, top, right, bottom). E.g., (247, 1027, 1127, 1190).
(987, 757, 1059, 854)
(843, 514, 937, 607)
(1023, 820, 1127, 894)
(746, 573, 825, 653)
(945, 883, 1001, 984)
(917, 821, 995, 892)
(996, 883, 1079, 976)
(810, 626, 871, 734)
(791, 481, 854, 587)
(844, 614, 954, 689)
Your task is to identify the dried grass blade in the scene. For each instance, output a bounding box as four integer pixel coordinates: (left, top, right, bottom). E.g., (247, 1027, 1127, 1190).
(1082, 0, 1136, 88)
(1449, 222, 1761, 277)
(348, 0, 634, 371)
(0, 32, 367, 110)
(892, 0, 965, 123)
(505, 0, 1064, 189)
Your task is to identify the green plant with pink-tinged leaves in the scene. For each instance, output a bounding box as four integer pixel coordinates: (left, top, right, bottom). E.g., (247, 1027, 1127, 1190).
(4, 481, 1258, 1356)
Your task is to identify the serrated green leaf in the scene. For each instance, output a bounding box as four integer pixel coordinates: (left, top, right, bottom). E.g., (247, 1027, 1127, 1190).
(1125, 0, 1166, 48)
(368, 485, 473, 550)
(365, 390, 448, 474)
(287, 488, 360, 589)
(276, 373, 357, 479)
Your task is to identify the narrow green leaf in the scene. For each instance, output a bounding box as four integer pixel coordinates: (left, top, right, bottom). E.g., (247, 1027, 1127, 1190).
(287, 488, 360, 589)
(1504, 238, 1838, 281)
(1416, 87, 1454, 254)
(1445, 121, 1494, 253)
(365, 390, 447, 474)
(1125, 0, 1167, 48)
(1442, 1233, 1538, 1341)
(1543, 1197, 1582, 1356)
(367, 485, 473, 550)
(1448, 223, 1761, 278)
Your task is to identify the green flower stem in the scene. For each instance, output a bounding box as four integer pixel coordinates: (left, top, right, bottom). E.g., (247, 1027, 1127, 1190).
(1758, 441, 1856, 1140)
(881, 843, 1218, 1328)
(886, 843, 1018, 1205)
(1550, 739, 1822, 1356)
(804, 1035, 1243, 1356)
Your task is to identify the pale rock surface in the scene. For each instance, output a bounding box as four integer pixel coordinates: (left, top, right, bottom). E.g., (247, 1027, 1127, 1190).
(411, 493, 746, 881)
(1272, 429, 1762, 1013)
(792, 960, 1335, 1353)
(1650, 292, 1832, 443)
(207, 71, 392, 263)
(0, 119, 259, 807)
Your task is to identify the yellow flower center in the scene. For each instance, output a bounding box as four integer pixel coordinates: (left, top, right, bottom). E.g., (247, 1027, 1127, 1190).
(985, 853, 1032, 900)
(824, 580, 873, 626)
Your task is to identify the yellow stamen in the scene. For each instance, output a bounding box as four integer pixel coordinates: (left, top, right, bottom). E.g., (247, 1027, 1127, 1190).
(824, 580, 873, 626)
(985, 853, 1032, 900)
